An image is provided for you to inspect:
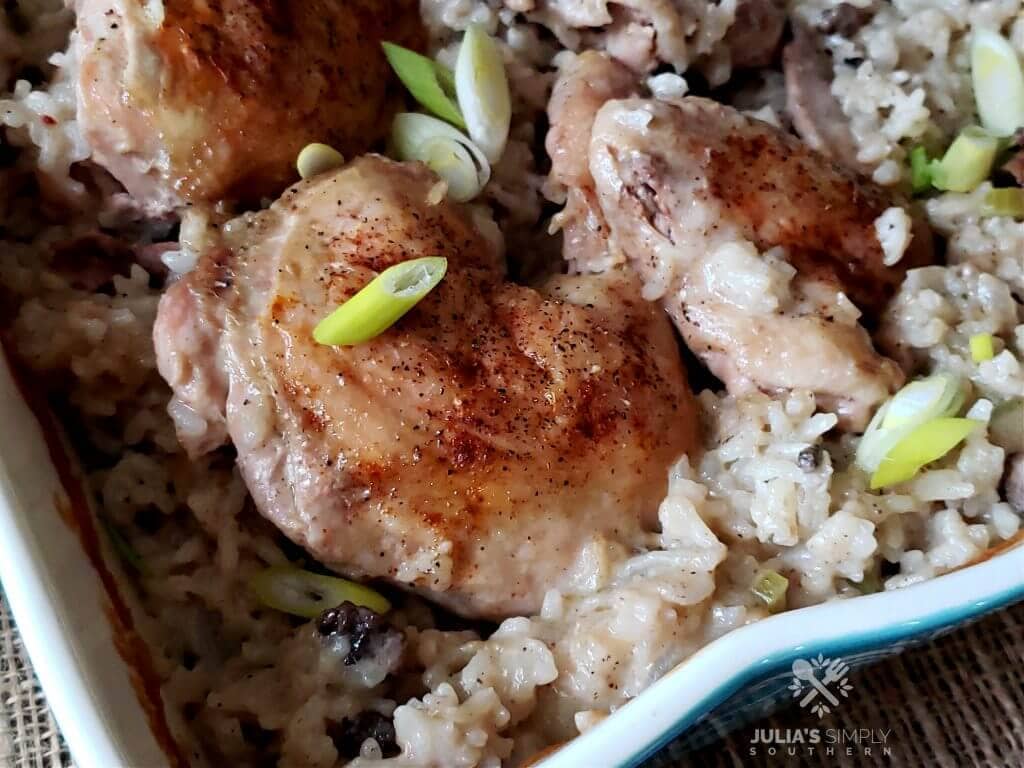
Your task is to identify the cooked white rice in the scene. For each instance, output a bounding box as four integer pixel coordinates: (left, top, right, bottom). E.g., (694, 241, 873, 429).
(1, 0, 1022, 766)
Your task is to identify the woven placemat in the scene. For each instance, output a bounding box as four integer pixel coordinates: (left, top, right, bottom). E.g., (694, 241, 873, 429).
(1, 587, 1022, 768)
(0, 592, 71, 768)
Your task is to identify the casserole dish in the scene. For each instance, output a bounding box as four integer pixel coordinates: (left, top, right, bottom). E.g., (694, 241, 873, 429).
(4, 1, 1024, 765)
(3, 349, 1022, 768)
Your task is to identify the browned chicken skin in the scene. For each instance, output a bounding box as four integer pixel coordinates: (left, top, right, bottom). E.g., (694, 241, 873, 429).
(548, 53, 934, 427)
(603, 96, 933, 316)
(73, 0, 423, 211)
(153, 156, 699, 619)
(647, 97, 929, 317)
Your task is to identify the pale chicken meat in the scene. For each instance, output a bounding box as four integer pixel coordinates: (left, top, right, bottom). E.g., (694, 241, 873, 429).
(547, 54, 934, 428)
(547, 51, 637, 274)
(153, 156, 699, 619)
(72, 0, 423, 212)
(589, 97, 934, 427)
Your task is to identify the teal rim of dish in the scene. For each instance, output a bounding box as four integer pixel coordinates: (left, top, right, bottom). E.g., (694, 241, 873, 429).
(621, 582, 1024, 767)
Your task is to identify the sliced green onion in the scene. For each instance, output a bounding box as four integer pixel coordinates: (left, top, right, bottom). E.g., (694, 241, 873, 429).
(989, 399, 1024, 453)
(434, 61, 457, 97)
(752, 569, 789, 613)
(314, 256, 447, 346)
(870, 417, 979, 489)
(909, 145, 933, 194)
(250, 565, 390, 618)
(421, 138, 478, 200)
(391, 112, 490, 201)
(970, 332, 995, 362)
(99, 516, 144, 573)
(854, 567, 883, 595)
(857, 374, 966, 473)
(930, 126, 999, 193)
(882, 374, 964, 428)
(982, 187, 1024, 218)
(455, 24, 511, 164)
(296, 143, 345, 180)
(382, 42, 465, 129)
(971, 29, 1024, 138)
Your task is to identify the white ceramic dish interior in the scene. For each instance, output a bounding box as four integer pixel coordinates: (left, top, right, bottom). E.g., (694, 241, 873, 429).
(1, 351, 1022, 768)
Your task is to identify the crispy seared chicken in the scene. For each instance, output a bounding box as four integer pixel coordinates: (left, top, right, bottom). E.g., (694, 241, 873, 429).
(72, 0, 423, 212)
(549, 53, 934, 428)
(153, 156, 699, 619)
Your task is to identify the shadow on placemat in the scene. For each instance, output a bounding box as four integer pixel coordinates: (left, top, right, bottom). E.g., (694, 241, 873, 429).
(1, 588, 1022, 768)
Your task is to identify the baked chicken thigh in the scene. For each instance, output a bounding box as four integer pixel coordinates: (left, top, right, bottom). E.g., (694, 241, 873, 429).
(72, 0, 422, 212)
(153, 156, 699, 619)
(548, 53, 934, 428)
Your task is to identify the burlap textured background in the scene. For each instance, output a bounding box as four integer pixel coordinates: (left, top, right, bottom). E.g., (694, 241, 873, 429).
(0, 593, 69, 768)
(1, 588, 1022, 768)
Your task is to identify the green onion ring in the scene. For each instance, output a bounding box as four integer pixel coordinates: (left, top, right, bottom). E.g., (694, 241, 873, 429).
(383, 42, 465, 129)
(296, 143, 345, 180)
(751, 569, 789, 613)
(982, 187, 1024, 219)
(971, 28, 1024, 138)
(250, 565, 391, 618)
(930, 126, 999, 193)
(313, 256, 448, 346)
(870, 417, 979, 489)
(969, 333, 996, 363)
(455, 24, 511, 163)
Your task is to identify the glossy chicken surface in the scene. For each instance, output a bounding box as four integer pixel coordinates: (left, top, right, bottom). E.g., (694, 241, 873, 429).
(153, 156, 699, 619)
(73, 0, 422, 212)
(549, 54, 934, 427)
